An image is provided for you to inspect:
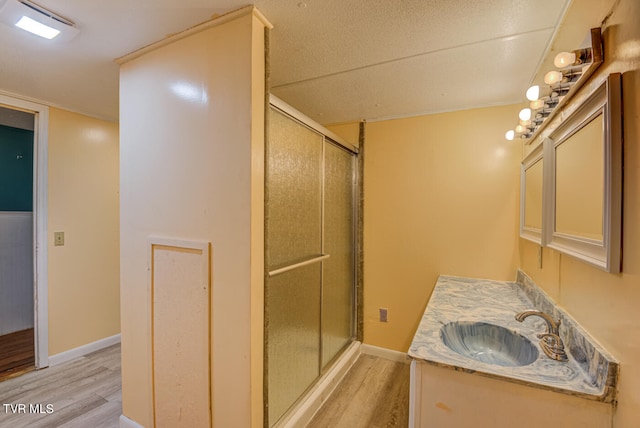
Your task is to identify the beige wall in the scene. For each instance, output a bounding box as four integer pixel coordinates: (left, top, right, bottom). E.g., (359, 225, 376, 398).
(48, 107, 120, 356)
(119, 9, 267, 427)
(520, 0, 640, 425)
(358, 104, 522, 352)
(326, 122, 360, 148)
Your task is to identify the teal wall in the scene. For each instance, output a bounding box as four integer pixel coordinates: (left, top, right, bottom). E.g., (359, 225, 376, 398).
(0, 125, 34, 211)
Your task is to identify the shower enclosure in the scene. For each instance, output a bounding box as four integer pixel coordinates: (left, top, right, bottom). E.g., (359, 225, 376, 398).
(265, 97, 358, 426)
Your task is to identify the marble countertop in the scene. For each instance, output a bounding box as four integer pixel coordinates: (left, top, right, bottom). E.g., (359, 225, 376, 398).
(408, 274, 618, 402)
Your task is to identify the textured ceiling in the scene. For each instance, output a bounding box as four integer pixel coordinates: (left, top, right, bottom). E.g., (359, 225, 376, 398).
(267, 0, 577, 123)
(0, 0, 575, 124)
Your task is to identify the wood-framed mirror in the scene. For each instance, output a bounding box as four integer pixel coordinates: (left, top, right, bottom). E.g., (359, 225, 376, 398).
(543, 73, 622, 272)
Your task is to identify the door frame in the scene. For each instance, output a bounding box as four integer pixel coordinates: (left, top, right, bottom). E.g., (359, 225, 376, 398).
(0, 92, 49, 368)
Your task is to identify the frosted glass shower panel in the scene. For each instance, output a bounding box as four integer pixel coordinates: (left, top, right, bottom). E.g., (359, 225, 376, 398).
(267, 264, 322, 426)
(265, 101, 357, 426)
(322, 143, 355, 367)
(267, 108, 323, 269)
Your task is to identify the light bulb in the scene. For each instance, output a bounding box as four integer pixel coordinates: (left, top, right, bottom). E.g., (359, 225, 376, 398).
(530, 99, 545, 110)
(505, 130, 515, 141)
(554, 51, 577, 68)
(519, 119, 531, 126)
(526, 85, 540, 101)
(519, 108, 532, 121)
(515, 125, 526, 133)
(544, 71, 563, 85)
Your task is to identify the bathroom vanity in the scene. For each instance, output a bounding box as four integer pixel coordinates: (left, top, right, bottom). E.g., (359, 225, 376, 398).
(408, 271, 618, 428)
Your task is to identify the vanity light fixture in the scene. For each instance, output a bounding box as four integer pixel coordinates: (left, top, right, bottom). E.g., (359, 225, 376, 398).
(530, 99, 545, 110)
(554, 48, 592, 68)
(554, 51, 576, 68)
(518, 108, 532, 121)
(505, 28, 603, 141)
(0, 0, 79, 41)
(526, 85, 540, 101)
(543, 70, 564, 85)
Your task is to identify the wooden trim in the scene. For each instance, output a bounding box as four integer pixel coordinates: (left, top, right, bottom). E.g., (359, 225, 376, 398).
(0, 94, 49, 369)
(116, 5, 273, 64)
(148, 237, 212, 428)
(119, 415, 145, 428)
(48, 334, 121, 367)
(544, 73, 622, 272)
(361, 344, 409, 363)
(520, 143, 544, 245)
(408, 360, 422, 428)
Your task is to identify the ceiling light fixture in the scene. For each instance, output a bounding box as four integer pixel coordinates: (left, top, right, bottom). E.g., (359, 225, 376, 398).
(504, 28, 603, 142)
(0, 0, 79, 41)
(15, 15, 57, 38)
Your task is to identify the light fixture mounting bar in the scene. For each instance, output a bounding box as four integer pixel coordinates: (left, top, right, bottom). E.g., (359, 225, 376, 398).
(19, 0, 74, 26)
(526, 27, 603, 144)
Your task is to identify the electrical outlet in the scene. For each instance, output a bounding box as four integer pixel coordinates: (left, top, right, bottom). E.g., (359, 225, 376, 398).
(54, 231, 65, 246)
(379, 308, 388, 323)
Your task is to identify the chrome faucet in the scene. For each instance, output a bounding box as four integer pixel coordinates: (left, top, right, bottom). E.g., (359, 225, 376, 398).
(515, 310, 568, 362)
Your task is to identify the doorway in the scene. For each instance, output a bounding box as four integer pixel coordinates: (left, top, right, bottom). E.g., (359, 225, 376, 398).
(0, 95, 50, 379)
(0, 107, 35, 379)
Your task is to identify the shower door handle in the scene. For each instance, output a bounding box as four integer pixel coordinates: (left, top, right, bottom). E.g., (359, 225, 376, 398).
(267, 254, 330, 277)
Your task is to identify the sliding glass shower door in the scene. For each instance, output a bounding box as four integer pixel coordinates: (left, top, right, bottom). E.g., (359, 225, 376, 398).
(321, 143, 355, 367)
(265, 105, 356, 426)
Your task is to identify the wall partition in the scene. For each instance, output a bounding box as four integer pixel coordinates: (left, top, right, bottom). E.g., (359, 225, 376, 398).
(265, 97, 357, 426)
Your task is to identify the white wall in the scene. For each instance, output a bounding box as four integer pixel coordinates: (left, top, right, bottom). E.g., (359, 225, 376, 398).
(0, 212, 33, 335)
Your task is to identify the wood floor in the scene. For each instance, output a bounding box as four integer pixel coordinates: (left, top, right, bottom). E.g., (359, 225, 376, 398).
(0, 329, 35, 381)
(0, 344, 121, 428)
(0, 345, 407, 428)
(307, 354, 411, 428)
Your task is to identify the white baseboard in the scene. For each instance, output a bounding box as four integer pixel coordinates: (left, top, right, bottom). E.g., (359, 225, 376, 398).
(48, 333, 121, 367)
(275, 341, 361, 428)
(361, 343, 410, 363)
(120, 414, 144, 428)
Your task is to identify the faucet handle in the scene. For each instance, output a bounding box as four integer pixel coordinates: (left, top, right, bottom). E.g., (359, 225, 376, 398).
(538, 333, 569, 362)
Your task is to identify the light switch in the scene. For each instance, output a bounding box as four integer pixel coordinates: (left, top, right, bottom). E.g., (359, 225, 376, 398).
(54, 231, 65, 246)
